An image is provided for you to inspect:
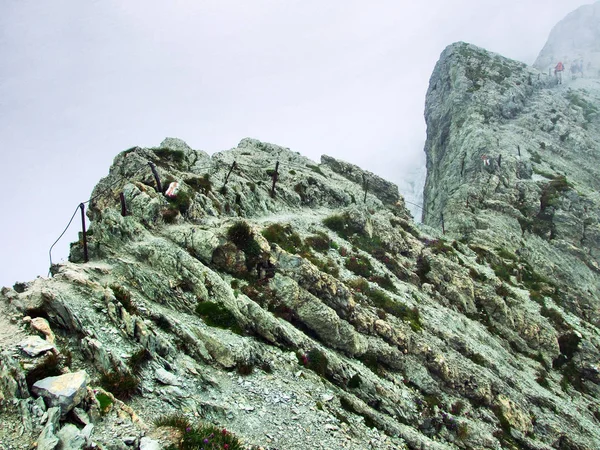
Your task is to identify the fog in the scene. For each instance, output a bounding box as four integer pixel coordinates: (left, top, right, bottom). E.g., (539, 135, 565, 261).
(0, 0, 594, 287)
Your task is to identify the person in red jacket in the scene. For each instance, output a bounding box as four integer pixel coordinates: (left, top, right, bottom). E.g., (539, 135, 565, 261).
(555, 61, 565, 84)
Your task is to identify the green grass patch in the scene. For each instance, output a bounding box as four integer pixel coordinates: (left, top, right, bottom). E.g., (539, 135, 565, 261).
(195, 301, 241, 333)
(261, 223, 304, 254)
(345, 254, 373, 277)
(95, 392, 113, 414)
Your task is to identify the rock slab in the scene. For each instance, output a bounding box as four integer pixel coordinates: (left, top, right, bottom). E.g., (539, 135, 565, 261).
(32, 371, 89, 417)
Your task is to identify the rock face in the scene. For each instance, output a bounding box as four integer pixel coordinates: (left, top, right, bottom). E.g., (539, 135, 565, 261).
(0, 6, 599, 450)
(534, 1, 600, 78)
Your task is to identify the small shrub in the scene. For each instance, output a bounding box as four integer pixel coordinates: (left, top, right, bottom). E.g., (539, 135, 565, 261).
(156, 415, 244, 450)
(185, 174, 212, 195)
(429, 239, 456, 256)
(557, 332, 581, 359)
(153, 148, 185, 164)
(371, 274, 397, 293)
(129, 348, 152, 376)
(227, 221, 262, 269)
(236, 362, 253, 376)
(323, 214, 348, 235)
(348, 373, 362, 389)
(469, 268, 487, 282)
(350, 278, 422, 331)
(423, 394, 442, 410)
(415, 254, 431, 284)
(99, 370, 139, 400)
(228, 222, 259, 254)
(195, 301, 241, 333)
(345, 255, 373, 277)
(306, 348, 328, 377)
(457, 422, 469, 440)
(495, 247, 517, 261)
(154, 413, 191, 431)
(162, 208, 179, 223)
(261, 224, 304, 254)
(288, 169, 296, 175)
(305, 232, 331, 253)
(496, 284, 512, 297)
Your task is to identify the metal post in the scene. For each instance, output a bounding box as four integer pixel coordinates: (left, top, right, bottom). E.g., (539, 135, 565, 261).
(80, 203, 89, 263)
(441, 213, 446, 235)
(270, 161, 279, 198)
(362, 174, 368, 203)
(223, 161, 237, 187)
(498, 154, 502, 168)
(517, 146, 521, 157)
(119, 192, 127, 217)
(148, 162, 162, 192)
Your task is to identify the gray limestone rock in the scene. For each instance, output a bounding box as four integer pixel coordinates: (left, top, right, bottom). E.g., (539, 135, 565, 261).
(139, 437, 161, 450)
(32, 371, 89, 417)
(56, 424, 86, 450)
(19, 335, 55, 357)
(154, 367, 180, 386)
(36, 407, 60, 450)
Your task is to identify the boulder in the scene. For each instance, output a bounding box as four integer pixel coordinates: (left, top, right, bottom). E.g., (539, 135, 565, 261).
(32, 371, 89, 417)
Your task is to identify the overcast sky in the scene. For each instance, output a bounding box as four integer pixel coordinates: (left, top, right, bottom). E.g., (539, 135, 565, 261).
(0, 0, 594, 287)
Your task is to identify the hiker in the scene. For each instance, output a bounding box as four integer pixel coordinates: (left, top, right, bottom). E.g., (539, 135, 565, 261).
(555, 61, 564, 84)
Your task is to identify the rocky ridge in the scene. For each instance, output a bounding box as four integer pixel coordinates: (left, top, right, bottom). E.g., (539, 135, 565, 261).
(0, 129, 598, 449)
(2, 6, 600, 450)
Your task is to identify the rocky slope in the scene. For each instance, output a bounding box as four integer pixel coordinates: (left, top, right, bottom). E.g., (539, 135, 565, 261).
(421, 33, 600, 450)
(1, 129, 598, 450)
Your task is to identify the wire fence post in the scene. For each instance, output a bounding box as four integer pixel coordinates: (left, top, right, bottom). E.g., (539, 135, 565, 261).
(223, 161, 237, 187)
(270, 161, 280, 198)
(441, 213, 446, 235)
(119, 192, 127, 217)
(362, 174, 369, 203)
(148, 162, 162, 192)
(80, 203, 89, 263)
(498, 154, 502, 168)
